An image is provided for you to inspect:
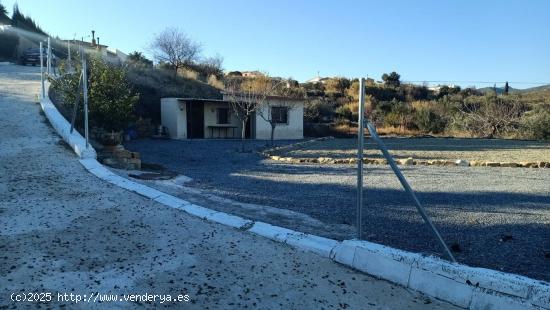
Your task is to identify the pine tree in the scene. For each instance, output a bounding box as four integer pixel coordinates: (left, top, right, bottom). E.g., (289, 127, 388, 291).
(10, 4, 46, 34)
(0, 1, 10, 24)
(504, 81, 509, 95)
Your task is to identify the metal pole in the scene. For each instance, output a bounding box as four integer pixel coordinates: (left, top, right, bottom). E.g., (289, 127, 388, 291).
(82, 58, 89, 148)
(356, 78, 365, 239)
(365, 122, 457, 263)
(67, 41, 72, 72)
(39, 42, 45, 98)
(47, 37, 51, 74)
(70, 71, 83, 133)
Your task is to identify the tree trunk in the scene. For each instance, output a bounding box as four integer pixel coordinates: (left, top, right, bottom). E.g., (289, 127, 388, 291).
(270, 123, 276, 146)
(241, 119, 247, 152)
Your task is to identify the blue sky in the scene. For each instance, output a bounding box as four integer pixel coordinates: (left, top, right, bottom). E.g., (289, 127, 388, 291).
(3, 0, 550, 88)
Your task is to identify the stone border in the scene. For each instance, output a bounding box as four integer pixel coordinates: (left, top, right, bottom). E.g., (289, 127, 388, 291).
(261, 153, 550, 169)
(40, 84, 549, 309)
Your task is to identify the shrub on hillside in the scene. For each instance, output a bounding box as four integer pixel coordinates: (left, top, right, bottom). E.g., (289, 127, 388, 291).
(335, 105, 352, 121)
(414, 107, 447, 133)
(520, 105, 550, 140)
(304, 98, 334, 123)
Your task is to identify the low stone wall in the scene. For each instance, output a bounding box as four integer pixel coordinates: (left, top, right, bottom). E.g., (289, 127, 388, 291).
(262, 153, 550, 169)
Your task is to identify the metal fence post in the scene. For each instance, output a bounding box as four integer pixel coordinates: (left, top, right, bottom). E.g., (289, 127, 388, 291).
(39, 42, 45, 98)
(47, 37, 51, 74)
(82, 58, 89, 148)
(70, 71, 83, 133)
(67, 41, 72, 72)
(356, 78, 366, 239)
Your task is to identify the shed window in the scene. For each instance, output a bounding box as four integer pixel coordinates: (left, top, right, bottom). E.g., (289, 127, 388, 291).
(216, 108, 229, 124)
(271, 107, 288, 124)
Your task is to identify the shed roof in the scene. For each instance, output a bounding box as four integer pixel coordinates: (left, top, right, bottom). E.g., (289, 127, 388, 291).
(175, 98, 228, 103)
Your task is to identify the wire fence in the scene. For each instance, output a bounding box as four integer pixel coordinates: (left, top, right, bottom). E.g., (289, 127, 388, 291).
(40, 35, 91, 148)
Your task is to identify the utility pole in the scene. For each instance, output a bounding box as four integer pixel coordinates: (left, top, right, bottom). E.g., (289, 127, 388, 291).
(356, 78, 366, 239)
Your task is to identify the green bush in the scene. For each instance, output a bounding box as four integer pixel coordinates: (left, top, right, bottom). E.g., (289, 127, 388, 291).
(51, 56, 138, 132)
(335, 105, 352, 121)
(304, 99, 334, 122)
(520, 105, 550, 140)
(414, 107, 447, 133)
(382, 101, 414, 129)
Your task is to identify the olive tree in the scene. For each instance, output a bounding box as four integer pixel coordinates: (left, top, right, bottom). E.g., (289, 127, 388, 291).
(51, 55, 138, 132)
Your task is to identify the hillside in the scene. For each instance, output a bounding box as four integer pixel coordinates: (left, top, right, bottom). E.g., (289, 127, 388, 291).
(127, 64, 222, 124)
(478, 84, 550, 95)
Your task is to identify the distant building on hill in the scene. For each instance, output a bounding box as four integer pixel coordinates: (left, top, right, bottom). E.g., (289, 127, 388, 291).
(241, 71, 264, 78)
(61, 30, 127, 63)
(428, 84, 456, 93)
(305, 76, 329, 84)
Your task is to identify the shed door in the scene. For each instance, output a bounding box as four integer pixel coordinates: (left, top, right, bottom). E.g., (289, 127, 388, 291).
(187, 102, 204, 138)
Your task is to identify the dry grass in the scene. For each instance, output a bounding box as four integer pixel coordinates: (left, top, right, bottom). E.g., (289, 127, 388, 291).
(272, 137, 550, 162)
(330, 124, 425, 137)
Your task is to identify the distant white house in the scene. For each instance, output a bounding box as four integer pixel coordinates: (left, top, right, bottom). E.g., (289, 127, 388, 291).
(428, 84, 457, 93)
(305, 76, 329, 84)
(161, 94, 304, 140)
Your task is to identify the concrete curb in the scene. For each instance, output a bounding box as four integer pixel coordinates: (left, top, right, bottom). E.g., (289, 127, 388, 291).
(41, 83, 549, 309)
(331, 240, 549, 309)
(39, 82, 96, 159)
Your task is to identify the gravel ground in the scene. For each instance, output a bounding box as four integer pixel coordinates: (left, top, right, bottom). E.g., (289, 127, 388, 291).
(272, 137, 550, 162)
(125, 138, 550, 282)
(1, 64, 457, 309)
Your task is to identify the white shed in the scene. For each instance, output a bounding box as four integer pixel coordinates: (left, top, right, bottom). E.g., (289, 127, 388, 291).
(160, 97, 304, 140)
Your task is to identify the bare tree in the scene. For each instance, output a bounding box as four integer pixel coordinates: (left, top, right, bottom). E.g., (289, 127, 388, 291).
(224, 75, 278, 151)
(197, 54, 224, 79)
(457, 95, 525, 138)
(149, 27, 201, 76)
(256, 80, 305, 145)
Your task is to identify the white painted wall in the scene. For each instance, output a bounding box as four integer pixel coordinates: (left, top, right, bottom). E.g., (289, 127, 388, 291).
(161, 98, 187, 139)
(255, 99, 304, 140)
(203, 102, 242, 138)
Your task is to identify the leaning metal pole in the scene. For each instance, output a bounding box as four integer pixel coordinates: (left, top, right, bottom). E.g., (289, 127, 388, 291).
(365, 122, 457, 262)
(356, 78, 366, 239)
(39, 42, 45, 98)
